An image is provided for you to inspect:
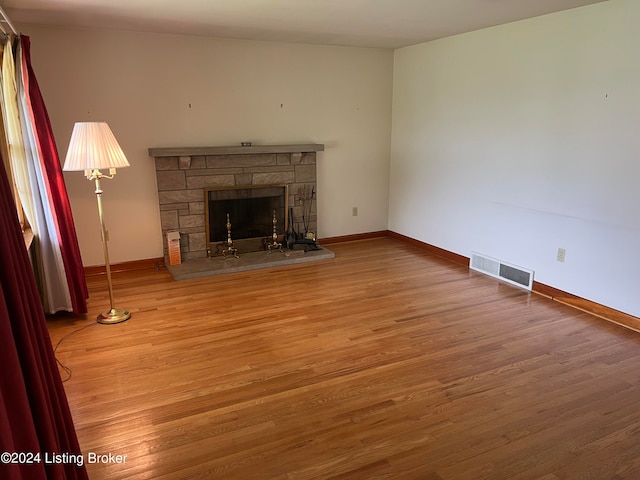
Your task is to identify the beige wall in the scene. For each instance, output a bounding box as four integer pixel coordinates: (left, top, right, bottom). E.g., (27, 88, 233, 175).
(390, 0, 640, 317)
(21, 25, 393, 265)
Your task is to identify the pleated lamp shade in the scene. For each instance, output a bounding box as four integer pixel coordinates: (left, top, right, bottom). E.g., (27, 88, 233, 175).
(63, 122, 129, 171)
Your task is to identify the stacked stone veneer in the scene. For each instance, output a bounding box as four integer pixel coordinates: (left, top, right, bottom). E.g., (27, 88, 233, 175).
(153, 148, 319, 262)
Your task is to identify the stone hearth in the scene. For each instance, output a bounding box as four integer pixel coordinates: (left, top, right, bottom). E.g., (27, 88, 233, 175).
(150, 144, 330, 278)
(164, 246, 335, 281)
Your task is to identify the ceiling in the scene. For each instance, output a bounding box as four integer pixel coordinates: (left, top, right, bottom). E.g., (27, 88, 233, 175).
(3, 0, 608, 49)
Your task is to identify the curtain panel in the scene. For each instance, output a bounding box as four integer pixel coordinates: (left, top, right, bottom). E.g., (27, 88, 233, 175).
(18, 36, 88, 314)
(0, 35, 87, 314)
(0, 147, 88, 479)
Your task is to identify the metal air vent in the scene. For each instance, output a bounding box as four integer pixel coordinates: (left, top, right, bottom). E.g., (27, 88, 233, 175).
(470, 252, 533, 290)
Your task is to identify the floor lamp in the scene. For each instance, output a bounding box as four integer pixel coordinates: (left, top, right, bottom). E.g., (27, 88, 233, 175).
(63, 122, 131, 324)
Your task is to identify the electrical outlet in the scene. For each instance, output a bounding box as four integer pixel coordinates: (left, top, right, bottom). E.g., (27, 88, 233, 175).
(352, 207, 358, 216)
(557, 248, 566, 263)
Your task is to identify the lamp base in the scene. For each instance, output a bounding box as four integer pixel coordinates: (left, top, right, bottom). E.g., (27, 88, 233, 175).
(98, 308, 131, 324)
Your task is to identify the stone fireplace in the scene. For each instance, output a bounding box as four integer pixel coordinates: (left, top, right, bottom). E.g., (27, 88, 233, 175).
(149, 144, 323, 264)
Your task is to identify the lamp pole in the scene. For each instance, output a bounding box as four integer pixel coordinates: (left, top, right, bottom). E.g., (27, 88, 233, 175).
(91, 170, 130, 324)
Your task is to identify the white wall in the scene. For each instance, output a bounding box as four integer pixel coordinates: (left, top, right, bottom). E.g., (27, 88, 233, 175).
(390, 0, 640, 317)
(21, 26, 393, 266)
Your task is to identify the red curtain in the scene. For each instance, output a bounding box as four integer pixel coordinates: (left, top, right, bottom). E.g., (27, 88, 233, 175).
(0, 153, 87, 478)
(20, 35, 88, 314)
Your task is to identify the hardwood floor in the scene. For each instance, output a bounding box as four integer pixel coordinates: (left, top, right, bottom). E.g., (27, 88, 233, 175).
(47, 238, 640, 479)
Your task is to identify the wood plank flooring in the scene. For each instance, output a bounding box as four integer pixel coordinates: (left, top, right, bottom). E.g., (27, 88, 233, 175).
(47, 238, 640, 479)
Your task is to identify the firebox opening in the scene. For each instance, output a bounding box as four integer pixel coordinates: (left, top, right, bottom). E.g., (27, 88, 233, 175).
(205, 185, 288, 253)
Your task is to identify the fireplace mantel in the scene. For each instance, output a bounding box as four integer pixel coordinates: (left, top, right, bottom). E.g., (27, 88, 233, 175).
(149, 144, 324, 158)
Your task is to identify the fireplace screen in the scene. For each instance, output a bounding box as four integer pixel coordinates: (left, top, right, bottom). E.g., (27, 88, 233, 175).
(205, 185, 288, 253)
